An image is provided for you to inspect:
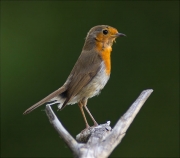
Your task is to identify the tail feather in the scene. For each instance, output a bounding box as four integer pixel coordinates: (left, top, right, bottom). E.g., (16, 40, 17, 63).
(23, 86, 66, 114)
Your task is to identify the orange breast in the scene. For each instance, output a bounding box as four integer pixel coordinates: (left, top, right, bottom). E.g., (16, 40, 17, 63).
(100, 47, 112, 75)
(95, 42, 112, 75)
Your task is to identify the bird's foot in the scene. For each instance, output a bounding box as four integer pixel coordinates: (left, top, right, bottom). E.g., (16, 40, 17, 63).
(91, 122, 98, 127)
(81, 124, 90, 133)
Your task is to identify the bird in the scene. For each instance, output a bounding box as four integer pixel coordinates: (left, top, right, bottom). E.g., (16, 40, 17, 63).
(23, 25, 126, 129)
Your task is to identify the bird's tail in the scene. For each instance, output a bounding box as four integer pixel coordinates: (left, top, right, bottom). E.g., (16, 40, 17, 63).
(23, 86, 66, 115)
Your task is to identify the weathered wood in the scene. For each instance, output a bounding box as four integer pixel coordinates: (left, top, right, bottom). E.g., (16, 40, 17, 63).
(45, 89, 153, 158)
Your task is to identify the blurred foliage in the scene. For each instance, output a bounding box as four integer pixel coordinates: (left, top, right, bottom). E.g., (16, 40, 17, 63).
(1, 1, 179, 157)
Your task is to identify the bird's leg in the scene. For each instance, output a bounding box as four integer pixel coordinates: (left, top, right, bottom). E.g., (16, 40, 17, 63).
(78, 101, 90, 129)
(83, 99, 98, 126)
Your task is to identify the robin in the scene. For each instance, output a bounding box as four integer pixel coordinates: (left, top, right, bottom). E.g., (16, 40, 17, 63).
(23, 25, 126, 129)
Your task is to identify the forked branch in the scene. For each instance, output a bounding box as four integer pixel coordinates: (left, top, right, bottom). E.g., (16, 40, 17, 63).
(45, 89, 153, 158)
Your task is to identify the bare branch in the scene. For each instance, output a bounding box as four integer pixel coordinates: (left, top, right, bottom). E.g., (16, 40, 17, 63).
(45, 89, 153, 158)
(99, 89, 154, 157)
(45, 105, 79, 156)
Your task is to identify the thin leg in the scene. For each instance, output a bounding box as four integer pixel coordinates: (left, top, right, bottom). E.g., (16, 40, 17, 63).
(78, 101, 90, 129)
(83, 99, 98, 126)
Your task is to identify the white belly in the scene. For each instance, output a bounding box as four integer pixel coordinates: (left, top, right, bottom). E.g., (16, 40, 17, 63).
(68, 62, 110, 105)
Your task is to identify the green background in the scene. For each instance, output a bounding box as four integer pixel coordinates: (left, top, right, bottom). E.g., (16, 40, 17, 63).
(1, 1, 179, 157)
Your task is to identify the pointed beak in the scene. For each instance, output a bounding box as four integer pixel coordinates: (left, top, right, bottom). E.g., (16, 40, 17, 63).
(116, 32, 126, 37)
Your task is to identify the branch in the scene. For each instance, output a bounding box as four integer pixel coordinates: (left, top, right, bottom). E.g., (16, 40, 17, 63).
(45, 105, 79, 155)
(45, 89, 153, 158)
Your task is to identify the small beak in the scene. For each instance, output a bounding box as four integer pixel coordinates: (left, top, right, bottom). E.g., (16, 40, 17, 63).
(116, 33, 126, 37)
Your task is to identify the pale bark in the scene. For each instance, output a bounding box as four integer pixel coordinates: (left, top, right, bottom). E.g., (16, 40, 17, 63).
(45, 89, 153, 158)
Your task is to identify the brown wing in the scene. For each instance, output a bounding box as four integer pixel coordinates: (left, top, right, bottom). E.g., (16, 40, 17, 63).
(61, 49, 102, 109)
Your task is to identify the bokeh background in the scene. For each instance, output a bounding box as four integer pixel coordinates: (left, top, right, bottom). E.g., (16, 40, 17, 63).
(1, 1, 179, 157)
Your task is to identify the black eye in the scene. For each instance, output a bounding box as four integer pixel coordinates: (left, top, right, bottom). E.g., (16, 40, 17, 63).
(103, 30, 108, 35)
